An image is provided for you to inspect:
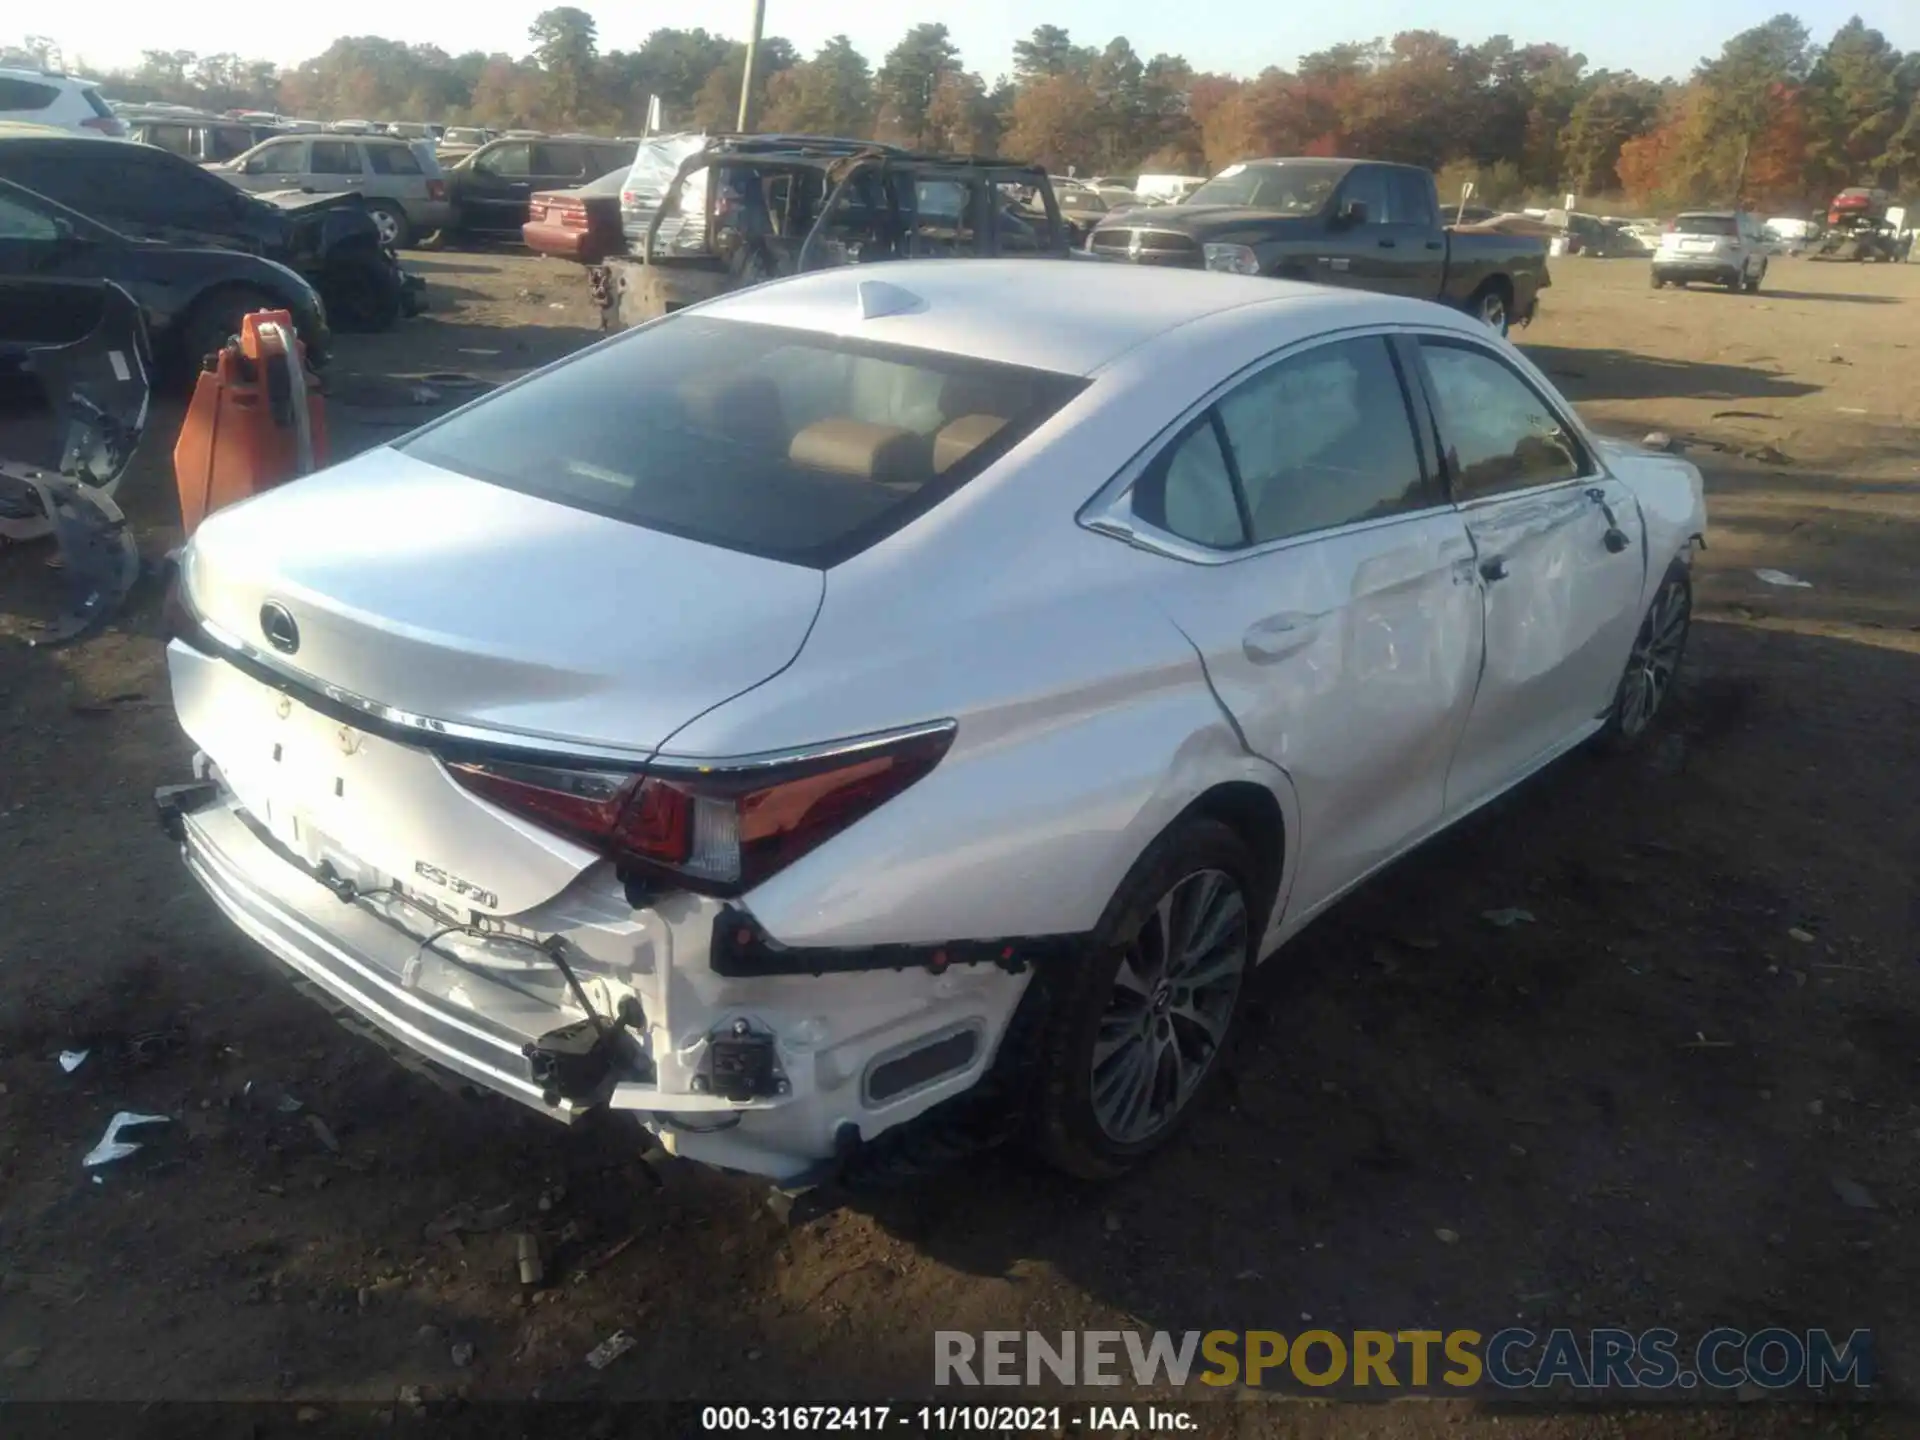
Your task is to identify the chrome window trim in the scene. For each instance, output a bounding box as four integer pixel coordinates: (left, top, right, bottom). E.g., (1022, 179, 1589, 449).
(1077, 322, 1456, 568)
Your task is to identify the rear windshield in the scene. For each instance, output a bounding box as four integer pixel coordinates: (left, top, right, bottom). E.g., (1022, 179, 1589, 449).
(82, 88, 114, 119)
(1185, 162, 1341, 214)
(1674, 214, 1736, 236)
(400, 317, 1087, 567)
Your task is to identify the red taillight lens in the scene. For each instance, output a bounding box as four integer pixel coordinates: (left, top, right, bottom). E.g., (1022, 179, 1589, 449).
(427, 179, 447, 202)
(446, 725, 954, 896)
(560, 205, 587, 230)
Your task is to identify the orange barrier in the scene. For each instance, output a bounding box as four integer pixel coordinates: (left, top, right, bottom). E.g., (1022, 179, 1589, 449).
(173, 310, 327, 537)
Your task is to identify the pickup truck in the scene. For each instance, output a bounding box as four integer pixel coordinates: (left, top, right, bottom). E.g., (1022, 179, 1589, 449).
(1086, 157, 1549, 334)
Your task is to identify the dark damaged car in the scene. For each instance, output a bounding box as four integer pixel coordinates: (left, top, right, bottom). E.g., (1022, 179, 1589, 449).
(0, 128, 416, 333)
(595, 135, 1072, 331)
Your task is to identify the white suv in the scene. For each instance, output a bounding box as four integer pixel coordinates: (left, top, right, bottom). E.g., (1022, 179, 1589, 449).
(0, 67, 124, 137)
(1651, 210, 1768, 292)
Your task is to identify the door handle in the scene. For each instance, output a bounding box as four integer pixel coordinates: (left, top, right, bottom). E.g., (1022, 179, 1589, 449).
(1479, 557, 1510, 583)
(1425, 240, 1443, 250)
(1242, 613, 1319, 664)
(1378, 238, 1397, 248)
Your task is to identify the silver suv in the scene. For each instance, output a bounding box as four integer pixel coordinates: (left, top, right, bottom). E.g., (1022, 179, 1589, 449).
(217, 134, 451, 247)
(1651, 210, 1769, 292)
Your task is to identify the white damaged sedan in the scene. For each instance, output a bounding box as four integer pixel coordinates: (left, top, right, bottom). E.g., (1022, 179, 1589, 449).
(157, 260, 1705, 1183)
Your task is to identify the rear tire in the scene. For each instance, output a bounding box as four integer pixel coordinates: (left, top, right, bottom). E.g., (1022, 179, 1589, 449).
(1030, 817, 1259, 1179)
(1467, 280, 1511, 337)
(1649, 271, 1665, 289)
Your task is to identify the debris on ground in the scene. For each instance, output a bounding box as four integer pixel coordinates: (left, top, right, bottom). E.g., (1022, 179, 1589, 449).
(423, 1200, 517, 1243)
(585, 1329, 637, 1370)
(1481, 908, 1537, 928)
(1642, 431, 1676, 451)
(242, 1080, 304, 1114)
(451, 1341, 475, 1368)
(1788, 927, 1817, 943)
(1435, 1228, 1461, 1244)
(305, 1114, 341, 1154)
(1754, 569, 1813, 588)
(4, 1346, 43, 1369)
(514, 1231, 545, 1286)
(407, 384, 442, 405)
(1832, 1177, 1879, 1211)
(57, 1050, 88, 1073)
(81, 1112, 170, 1168)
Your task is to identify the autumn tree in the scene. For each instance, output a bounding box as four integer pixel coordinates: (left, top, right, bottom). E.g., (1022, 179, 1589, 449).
(1804, 18, 1906, 191)
(876, 23, 963, 149)
(1012, 25, 1094, 83)
(761, 36, 875, 136)
(688, 38, 795, 129)
(1561, 74, 1667, 195)
(1002, 72, 1098, 170)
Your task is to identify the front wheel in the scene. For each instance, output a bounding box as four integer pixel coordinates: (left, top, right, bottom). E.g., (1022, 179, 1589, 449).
(1596, 562, 1692, 752)
(1030, 817, 1258, 1179)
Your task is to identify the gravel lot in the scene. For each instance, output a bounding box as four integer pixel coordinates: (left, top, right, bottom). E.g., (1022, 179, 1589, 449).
(0, 248, 1915, 1432)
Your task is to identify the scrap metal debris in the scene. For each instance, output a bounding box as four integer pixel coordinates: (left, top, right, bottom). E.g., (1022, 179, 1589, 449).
(1754, 569, 1813, 588)
(82, 1111, 169, 1168)
(58, 1050, 89, 1073)
(585, 1329, 637, 1370)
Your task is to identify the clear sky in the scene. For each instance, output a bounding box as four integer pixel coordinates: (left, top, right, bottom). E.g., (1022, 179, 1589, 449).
(52, 0, 1920, 84)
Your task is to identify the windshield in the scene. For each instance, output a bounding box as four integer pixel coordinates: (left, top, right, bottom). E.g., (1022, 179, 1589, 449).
(400, 317, 1087, 567)
(1674, 214, 1737, 236)
(1184, 163, 1341, 213)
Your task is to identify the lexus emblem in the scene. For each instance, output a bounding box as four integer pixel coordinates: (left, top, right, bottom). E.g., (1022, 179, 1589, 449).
(259, 601, 300, 655)
(1127, 231, 1143, 259)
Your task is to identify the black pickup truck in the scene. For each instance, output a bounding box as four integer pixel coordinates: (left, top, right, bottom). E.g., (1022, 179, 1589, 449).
(1087, 157, 1549, 334)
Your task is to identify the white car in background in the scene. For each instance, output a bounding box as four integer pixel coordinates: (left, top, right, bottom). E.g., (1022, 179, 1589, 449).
(0, 66, 124, 137)
(156, 262, 1705, 1184)
(1650, 210, 1770, 291)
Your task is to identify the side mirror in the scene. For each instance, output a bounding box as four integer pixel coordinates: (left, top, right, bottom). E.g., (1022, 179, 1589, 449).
(1337, 198, 1369, 226)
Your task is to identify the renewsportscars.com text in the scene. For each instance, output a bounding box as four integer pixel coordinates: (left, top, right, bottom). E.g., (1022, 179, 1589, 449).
(934, 1327, 1874, 1392)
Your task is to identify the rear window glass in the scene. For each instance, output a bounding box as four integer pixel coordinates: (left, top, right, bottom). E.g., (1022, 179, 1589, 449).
(1185, 162, 1342, 214)
(1674, 214, 1736, 236)
(367, 143, 424, 175)
(400, 317, 1087, 567)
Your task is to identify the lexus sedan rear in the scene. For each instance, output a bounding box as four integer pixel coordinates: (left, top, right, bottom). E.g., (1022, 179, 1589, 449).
(159, 261, 1704, 1183)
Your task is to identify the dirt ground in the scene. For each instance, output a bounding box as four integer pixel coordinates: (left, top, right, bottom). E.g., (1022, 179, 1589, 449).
(0, 248, 1916, 1431)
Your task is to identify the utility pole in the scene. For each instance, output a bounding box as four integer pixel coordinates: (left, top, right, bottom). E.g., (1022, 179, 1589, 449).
(736, 0, 766, 133)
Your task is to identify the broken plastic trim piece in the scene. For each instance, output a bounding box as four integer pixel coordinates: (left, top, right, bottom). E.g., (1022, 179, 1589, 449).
(708, 905, 1086, 979)
(2, 464, 142, 648)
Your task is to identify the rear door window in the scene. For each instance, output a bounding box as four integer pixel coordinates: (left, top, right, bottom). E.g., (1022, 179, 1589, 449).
(477, 141, 531, 177)
(1387, 170, 1436, 228)
(144, 124, 195, 158)
(399, 316, 1087, 567)
(244, 140, 307, 178)
(532, 143, 588, 180)
(310, 140, 362, 175)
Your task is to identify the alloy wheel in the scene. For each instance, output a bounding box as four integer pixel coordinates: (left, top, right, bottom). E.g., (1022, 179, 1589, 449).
(1090, 868, 1248, 1145)
(1617, 576, 1690, 739)
(1479, 291, 1508, 332)
(370, 208, 402, 247)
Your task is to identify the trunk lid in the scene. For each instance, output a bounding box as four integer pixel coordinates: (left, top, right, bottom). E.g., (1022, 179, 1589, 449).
(181, 445, 825, 755)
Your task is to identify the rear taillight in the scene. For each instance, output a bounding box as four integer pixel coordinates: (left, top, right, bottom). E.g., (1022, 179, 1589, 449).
(560, 204, 587, 230)
(427, 179, 447, 202)
(446, 723, 955, 896)
(81, 116, 124, 137)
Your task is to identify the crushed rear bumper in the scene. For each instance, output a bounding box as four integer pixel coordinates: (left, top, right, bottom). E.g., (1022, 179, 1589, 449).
(159, 769, 1034, 1182)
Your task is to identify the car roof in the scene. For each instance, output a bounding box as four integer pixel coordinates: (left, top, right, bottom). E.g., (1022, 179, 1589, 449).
(699, 258, 1482, 377)
(1677, 209, 1738, 217)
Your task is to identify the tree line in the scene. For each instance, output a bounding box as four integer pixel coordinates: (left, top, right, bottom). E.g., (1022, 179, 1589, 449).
(9, 11, 1918, 211)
